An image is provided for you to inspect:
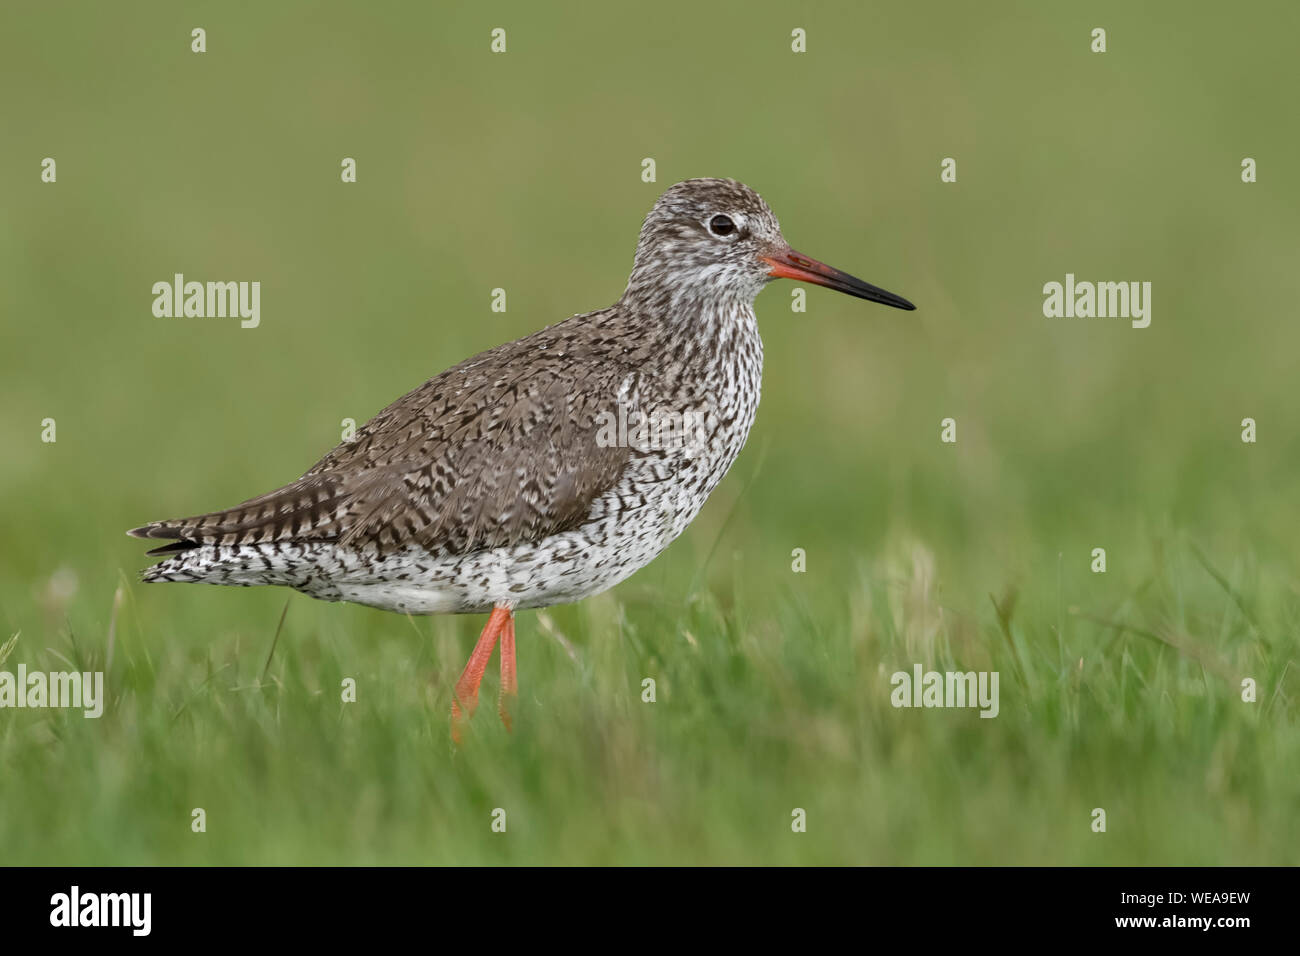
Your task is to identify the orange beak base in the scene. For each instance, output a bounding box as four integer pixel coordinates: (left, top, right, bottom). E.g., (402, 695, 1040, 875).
(763, 248, 915, 311)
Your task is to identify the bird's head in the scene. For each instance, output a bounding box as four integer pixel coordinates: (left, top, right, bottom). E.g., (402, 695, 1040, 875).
(622, 177, 915, 312)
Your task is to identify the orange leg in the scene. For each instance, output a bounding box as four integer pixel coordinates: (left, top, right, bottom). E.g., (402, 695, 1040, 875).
(498, 611, 517, 731)
(450, 605, 511, 744)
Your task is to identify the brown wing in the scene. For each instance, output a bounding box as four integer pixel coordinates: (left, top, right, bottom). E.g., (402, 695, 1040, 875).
(130, 316, 636, 556)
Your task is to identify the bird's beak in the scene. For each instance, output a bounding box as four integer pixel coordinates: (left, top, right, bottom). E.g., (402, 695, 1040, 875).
(762, 248, 916, 311)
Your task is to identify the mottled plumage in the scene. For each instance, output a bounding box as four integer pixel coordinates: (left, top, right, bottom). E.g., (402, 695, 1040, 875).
(128, 178, 914, 736)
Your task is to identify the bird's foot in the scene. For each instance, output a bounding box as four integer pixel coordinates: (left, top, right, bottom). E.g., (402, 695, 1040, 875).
(450, 604, 516, 744)
(497, 611, 517, 731)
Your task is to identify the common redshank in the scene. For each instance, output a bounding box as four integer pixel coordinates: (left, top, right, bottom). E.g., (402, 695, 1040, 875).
(128, 178, 915, 741)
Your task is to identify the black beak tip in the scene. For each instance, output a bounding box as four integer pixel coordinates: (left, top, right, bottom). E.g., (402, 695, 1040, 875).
(863, 288, 916, 311)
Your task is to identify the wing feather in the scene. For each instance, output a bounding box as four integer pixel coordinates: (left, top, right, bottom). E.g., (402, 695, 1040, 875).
(129, 313, 637, 557)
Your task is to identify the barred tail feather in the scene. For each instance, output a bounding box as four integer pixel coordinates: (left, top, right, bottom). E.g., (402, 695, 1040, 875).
(126, 474, 349, 550)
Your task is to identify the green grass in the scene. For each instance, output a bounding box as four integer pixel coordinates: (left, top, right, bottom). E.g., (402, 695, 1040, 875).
(2, 0, 1298, 864)
(2, 536, 1296, 865)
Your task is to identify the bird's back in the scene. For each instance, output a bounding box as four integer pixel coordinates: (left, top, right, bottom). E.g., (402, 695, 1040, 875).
(130, 308, 641, 563)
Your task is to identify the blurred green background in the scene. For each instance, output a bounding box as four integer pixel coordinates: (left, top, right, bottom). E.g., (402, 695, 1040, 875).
(2, 1, 1297, 864)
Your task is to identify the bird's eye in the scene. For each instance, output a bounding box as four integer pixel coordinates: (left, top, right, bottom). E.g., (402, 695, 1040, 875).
(708, 214, 736, 237)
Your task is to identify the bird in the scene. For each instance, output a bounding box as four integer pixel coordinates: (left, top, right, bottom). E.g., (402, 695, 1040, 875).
(128, 178, 915, 741)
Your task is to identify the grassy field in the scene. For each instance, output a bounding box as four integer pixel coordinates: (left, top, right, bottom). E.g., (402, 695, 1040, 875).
(2, 1, 1298, 864)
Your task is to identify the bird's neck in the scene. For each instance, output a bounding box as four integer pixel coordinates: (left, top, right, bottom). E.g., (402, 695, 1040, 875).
(613, 285, 763, 396)
(619, 281, 759, 341)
